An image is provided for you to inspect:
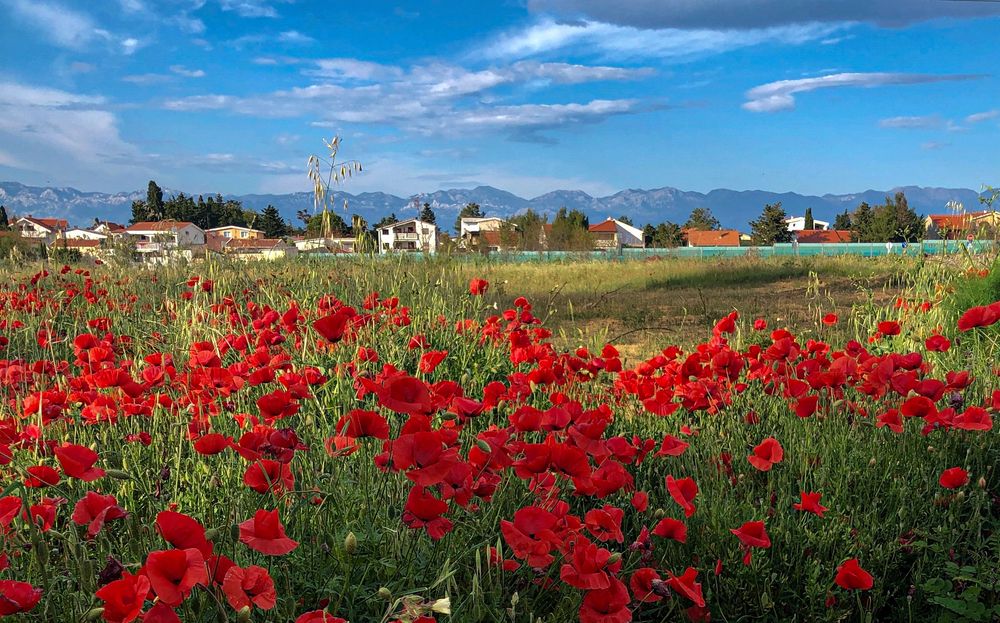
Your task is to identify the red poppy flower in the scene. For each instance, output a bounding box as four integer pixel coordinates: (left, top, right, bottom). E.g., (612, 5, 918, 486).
(878, 320, 901, 336)
(747, 437, 784, 472)
(954, 407, 992, 431)
(666, 475, 698, 518)
(312, 308, 356, 343)
(652, 517, 687, 543)
(630, 567, 663, 603)
(418, 350, 448, 374)
(336, 410, 390, 439)
(957, 302, 1000, 332)
(0, 580, 42, 615)
(72, 491, 126, 539)
(24, 465, 60, 488)
(666, 567, 705, 608)
(193, 434, 232, 455)
(239, 509, 298, 556)
(578, 577, 631, 623)
(244, 460, 295, 496)
(401, 485, 453, 540)
(143, 548, 208, 606)
(822, 313, 838, 326)
(222, 565, 277, 611)
(834, 558, 873, 590)
(560, 537, 618, 590)
(939, 467, 969, 489)
(376, 374, 434, 416)
(731, 520, 771, 565)
(469, 278, 490, 296)
(584, 505, 624, 543)
(54, 442, 105, 481)
(500, 506, 560, 568)
(656, 435, 689, 457)
(95, 572, 150, 623)
(142, 602, 182, 623)
(925, 334, 951, 352)
(156, 511, 213, 557)
(792, 492, 828, 518)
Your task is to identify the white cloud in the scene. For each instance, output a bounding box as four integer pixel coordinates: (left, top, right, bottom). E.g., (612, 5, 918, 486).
(878, 115, 941, 129)
(218, 0, 288, 18)
(5, 0, 101, 50)
(163, 57, 654, 140)
(482, 18, 843, 61)
(743, 72, 984, 112)
(966, 110, 999, 124)
(122, 73, 172, 85)
(526, 0, 1000, 29)
(278, 30, 315, 44)
(118, 0, 146, 13)
(121, 37, 142, 55)
(170, 65, 206, 78)
(0, 81, 141, 182)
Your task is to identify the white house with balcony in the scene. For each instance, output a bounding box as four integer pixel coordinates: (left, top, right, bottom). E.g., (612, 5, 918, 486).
(785, 216, 830, 232)
(378, 218, 438, 254)
(125, 221, 206, 255)
(64, 228, 108, 241)
(13, 217, 68, 243)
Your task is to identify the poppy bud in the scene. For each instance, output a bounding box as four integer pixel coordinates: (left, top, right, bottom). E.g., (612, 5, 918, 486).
(85, 608, 105, 621)
(344, 531, 357, 554)
(475, 439, 492, 453)
(204, 528, 219, 541)
(869, 457, 876, 467)
(236, 606, 252, 622)
(106, 469, 132, 480)
(978, 477, 987, 489)
(377, 587, 392, 600)
(440, 411, 457, 421)
(927, 446, 935, 453)
(608, 553, 622, 564)
(956, 491, 966, 502)
(653, 508, 665, 519)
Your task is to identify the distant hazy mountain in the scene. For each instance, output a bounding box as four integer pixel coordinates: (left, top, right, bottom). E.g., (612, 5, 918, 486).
(0, 180, 986, 232)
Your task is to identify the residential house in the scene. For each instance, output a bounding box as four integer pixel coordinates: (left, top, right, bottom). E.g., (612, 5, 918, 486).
(685, 229, 743, 247)
(795, 229, 852, 243)
(294, 236, 357, 254)
(924, 211, 1000, 240)
(224, 238, 298, 260)
(205, 225, 265, 241)
(63, 228, 108, 241)
(785, 216, 830, 232)
(12, 216, 68, 243)
(378, 219, 438, 254)
(49, 238, 103, 257)
(92, 221, 127, 237)
(588, 218, 645, 250)
(459, 217, 511, 252)
(125, 221, 206, 254)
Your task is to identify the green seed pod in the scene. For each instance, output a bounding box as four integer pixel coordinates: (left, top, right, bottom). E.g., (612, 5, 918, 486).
(204, 528, 219, 542)
(106, 469, 132, 480)
(475, 438, 492, 453)
(85, 608, 105, 621)
(377, 586, 392, 600)
(653, 508, 665, 519)
(344, 531, 357, 554)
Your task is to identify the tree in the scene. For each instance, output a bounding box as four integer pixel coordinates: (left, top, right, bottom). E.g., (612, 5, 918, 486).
(506, 209, 546, 251)
(642, 224, 655, 246)
(652, 222, 684, 247)
(419, 203, 436, 225)
(853, 193, 923, 242)
(146, 181, 164, 221)
(454, 203, 484, 234)
(258, 205, 290, 238)
(804, 208, 815, 230)
(373, 213, 398, 233)
(852, 202, 875, 241)
(0, 205, 9, 231)
(750, 202, 793, 245)
(549, 207, 591, 250)
(684, 207, 720, 231)
(617, 215, 634, 226)
(833, 210, 852, 230)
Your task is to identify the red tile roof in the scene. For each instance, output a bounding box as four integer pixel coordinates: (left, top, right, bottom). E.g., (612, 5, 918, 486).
(686, 229, 742, 247)
(796, 229, 852, 243)
(52, 239, 101, 249)
(927, 212, 988, 228)
(20, 216, 68, 231)
(126, 221, 195, 232)
(588, 220, 619, 233)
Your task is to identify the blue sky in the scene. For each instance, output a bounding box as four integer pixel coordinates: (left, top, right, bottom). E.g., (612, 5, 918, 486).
(1, 0, 998, 198)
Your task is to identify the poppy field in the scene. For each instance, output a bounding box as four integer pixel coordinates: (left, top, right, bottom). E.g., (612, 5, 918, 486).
(0, 257, 998, 622)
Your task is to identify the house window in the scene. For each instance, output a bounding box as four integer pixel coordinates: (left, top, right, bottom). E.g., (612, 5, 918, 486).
(241, 231, 247, 238)
(224, 232, 231, 238)
(382, 229, 389, 235)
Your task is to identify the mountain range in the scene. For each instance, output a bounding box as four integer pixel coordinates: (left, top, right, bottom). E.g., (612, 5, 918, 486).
(0, 181, 986, 232)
